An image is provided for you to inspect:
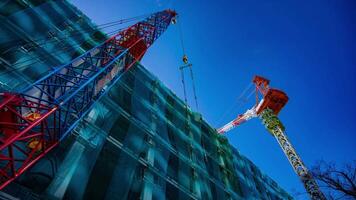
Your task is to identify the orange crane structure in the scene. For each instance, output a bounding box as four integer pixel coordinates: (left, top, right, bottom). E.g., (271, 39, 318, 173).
(218, 76, 326, 200)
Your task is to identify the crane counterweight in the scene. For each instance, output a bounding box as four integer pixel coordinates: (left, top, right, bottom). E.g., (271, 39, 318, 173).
(256, 89, 288, 115)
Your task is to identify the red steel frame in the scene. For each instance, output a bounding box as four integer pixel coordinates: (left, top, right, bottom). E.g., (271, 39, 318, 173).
(0, 10, 177, 189)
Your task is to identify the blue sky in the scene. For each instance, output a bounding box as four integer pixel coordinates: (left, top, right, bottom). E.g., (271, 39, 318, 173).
(72, 0, 356, 198)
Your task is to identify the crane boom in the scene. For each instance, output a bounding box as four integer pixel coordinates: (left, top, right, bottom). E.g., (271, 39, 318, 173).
(218, 76, 326, 200)
(0, 10, 177, 190)
(217, 106, 257, 134)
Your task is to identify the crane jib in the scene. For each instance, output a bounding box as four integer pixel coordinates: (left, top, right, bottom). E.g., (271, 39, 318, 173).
(0, 10, 176, 190)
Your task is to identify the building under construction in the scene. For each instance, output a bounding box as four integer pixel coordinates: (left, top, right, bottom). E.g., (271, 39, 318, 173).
(0, 1, 311, 199)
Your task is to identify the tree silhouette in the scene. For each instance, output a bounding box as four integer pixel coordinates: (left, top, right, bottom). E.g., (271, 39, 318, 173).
(311, 160, 356, 200)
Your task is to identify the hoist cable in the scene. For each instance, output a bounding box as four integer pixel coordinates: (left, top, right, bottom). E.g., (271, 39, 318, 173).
(0, 26, 124, 77)
(177, 17, 199, 111)
(9, 26, 125, 67)
(215, 82, 254, 126)
(177, 16, 188, 107)
(0, 13, 151, 54)
(189, 65, 199, 111)
(177, 17, 186, 55)
(180, 67, 188, 105)
(5, 12, 165, 69)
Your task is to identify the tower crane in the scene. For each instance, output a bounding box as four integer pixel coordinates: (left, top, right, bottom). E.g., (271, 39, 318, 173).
(0, 10, 177, 190)
(218, 76, 326, 200)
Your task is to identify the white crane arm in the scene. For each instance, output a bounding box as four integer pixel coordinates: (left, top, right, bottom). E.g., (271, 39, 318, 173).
(217, 106, 257, 134)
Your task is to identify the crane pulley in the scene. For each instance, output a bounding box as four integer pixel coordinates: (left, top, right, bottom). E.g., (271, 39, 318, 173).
(218, 76, 326, 200)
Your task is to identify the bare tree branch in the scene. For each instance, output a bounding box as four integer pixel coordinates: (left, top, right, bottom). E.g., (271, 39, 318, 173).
(310, 160, 356, 200)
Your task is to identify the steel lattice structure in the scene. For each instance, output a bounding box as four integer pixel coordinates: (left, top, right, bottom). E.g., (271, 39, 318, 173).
(0, 10, 176, 190)
(260, 109, 326, 200)
(218, 76, 326, 200)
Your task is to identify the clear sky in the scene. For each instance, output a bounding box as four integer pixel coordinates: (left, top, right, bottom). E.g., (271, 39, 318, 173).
(72, 0, 356, 198)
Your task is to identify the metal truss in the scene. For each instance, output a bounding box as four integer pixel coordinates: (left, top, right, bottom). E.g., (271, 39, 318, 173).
(0, 10, 176, 189)
(260, 109, 326, 200)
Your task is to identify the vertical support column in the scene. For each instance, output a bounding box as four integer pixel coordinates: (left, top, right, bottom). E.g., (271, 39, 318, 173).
(216, 137, 232, 199)
(45, 142, 85, 199)
(185, 112, 201, 198)
(45, 105, 111, 199)
(141, 80, 158, 200)
(260, 109, 326, 200)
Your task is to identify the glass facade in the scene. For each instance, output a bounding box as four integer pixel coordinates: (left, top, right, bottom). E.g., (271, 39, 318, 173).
(0, 0, 106, 91)
(0, 1, 293, 200)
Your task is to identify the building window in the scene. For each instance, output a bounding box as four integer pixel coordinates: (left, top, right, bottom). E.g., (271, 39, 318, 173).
(0, 1, 28, 17)
(20, 42, 38, 52)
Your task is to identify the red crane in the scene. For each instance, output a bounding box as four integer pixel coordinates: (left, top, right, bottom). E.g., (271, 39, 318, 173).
(218, 76, 326, 200)
(0, 10, 177, 190)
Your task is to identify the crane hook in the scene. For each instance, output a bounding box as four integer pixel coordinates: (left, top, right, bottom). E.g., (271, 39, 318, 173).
(182, 54, 188, 64)
(171, 16, 177, 24)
